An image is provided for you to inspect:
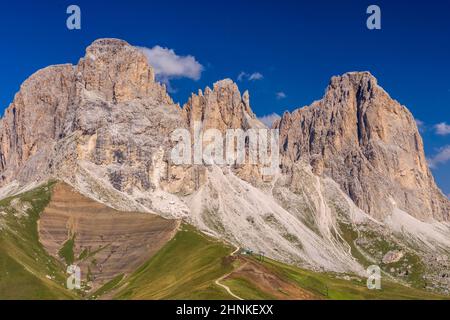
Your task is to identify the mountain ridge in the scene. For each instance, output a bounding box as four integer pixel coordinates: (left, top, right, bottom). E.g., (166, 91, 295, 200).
(275, 71, 449, 222)
(0, 38, 449, 293)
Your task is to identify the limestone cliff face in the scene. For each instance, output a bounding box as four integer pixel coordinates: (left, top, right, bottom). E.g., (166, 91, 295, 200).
(275, 72, 449, 221)
(1, 42, 447, 223)
(182, 79, 265, 132)
(76, 39, 172, 104)
(0, 39, 182, 198)
(182, 79, 268, 185)
(0, 64, 75, 185)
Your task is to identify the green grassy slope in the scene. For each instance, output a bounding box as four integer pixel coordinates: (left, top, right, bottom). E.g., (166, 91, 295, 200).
(0, 182, 447, 300)
(338, 221, 428, 290)
(114, 224, 448, 300)
(0, 182, 76, 299)
(114, 225, 235, 299)
(224, 257, 447, 300)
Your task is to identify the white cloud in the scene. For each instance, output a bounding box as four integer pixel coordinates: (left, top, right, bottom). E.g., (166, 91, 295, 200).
(138, 46, 203, 86)
(276, 92, 287, 99)
(434, 122, 450, 136)
(237, 71, 264, 82)
(237, 72, 247, 82)
(427, 145, 450, 168)
(258, 113, 281, 127)
(248, 72, 264, 81)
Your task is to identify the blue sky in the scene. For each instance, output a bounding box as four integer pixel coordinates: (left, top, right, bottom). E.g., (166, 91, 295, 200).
(0, 0, 449, 194)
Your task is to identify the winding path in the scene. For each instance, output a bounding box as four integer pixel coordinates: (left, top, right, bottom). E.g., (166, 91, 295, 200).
(215, 246, 244, 300)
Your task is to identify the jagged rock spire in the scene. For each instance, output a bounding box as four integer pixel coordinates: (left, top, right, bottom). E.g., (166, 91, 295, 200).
(182, 78, 264, 132)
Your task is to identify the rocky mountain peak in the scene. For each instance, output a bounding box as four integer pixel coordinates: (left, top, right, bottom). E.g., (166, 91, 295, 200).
(75, 38, 172, 104)
(212, 78, 235, 89)
(323, 72, 381, 109)
(329, 71, 377, 88)
(183, 79, 263, 132)
(277, 72, 449, 221)
(86, 38, 132, 52)
(0, 38, 176, 187)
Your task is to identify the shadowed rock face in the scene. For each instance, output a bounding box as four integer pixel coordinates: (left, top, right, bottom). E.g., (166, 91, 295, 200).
(0, 64, 75, 184)
(38, 183, 179, 290)
(275, 72, 449, 221)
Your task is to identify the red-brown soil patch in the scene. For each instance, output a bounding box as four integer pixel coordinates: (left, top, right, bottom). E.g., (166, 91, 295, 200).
(38, 182, 179, 290)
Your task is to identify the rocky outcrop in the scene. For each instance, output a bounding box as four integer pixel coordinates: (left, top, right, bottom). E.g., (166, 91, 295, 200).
(275, 72, 449, 221)
(183, 79, 265, 132)
(76, 39, 172, 104)
(0, 39, 186, 210)
(0, 64, 75, 185)
(382, 250, 404, 264)
(182, 79, 268, 185)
